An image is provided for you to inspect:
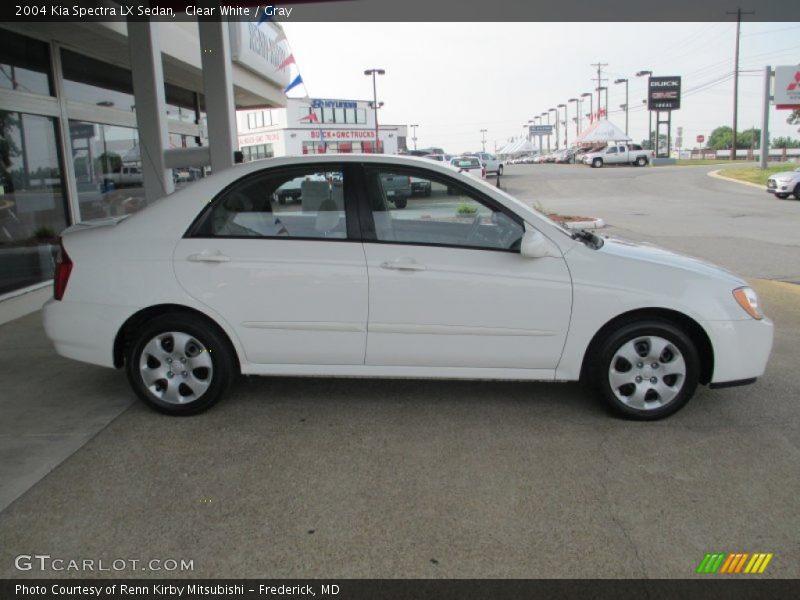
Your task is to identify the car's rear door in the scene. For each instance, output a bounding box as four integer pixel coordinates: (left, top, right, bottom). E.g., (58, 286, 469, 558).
(358, 164, 572, 371)
(173, 164, 368, 366)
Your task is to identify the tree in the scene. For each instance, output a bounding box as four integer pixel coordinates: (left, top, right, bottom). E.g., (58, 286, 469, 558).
(772, 136, 800, 149)
(706, 125, 763, 150)
(640, 133, 667, 151)
(788, 109, 800, 133)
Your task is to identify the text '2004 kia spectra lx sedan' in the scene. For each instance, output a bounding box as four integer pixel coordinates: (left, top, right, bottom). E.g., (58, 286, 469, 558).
(43, 155, 773, 420)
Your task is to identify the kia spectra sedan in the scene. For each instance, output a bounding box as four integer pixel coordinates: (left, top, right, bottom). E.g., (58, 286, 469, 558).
(43, 155, 773, 419)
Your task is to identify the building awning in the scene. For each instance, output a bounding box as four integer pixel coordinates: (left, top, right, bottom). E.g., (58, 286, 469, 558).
(573, 119, 631, 145)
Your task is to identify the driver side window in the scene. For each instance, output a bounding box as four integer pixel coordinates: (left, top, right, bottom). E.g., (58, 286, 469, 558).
(366, 168, 523, 251)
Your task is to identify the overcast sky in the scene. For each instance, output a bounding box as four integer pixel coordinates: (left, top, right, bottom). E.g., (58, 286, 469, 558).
(282, 22, 799, 152)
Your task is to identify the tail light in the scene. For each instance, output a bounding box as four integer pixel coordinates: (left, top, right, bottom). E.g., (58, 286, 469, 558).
(53, 238, 73, 301)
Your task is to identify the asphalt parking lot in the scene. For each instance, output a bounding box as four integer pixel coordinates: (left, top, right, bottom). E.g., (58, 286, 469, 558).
(1, 163, 799, 579)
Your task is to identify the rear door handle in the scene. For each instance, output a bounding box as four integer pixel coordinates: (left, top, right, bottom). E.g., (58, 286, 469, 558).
(187, 252, 231, 263)
(381, 260, 426, 271)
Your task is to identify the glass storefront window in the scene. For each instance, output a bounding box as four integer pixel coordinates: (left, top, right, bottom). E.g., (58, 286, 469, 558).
(357, 109, 367, 124)
(61, 49, 135, 111)
(0, 29, 52, 96)
(0, 111, 68, 295)
(69, 120, 146, 220)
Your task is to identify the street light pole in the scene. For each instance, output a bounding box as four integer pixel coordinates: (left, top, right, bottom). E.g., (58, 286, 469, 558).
(480, 129, 488, 152)
(581, 92, 593, 124)
(614, 78, 629, 135)
(410, 123, 419, 150)
(549, 108, 558, 150)
(636, 70, 653, 150)
(544, 111, 552, 152)
(558, 103, 568, 147)
(569, 98, 579, 139)
(364, 68, 385, 153)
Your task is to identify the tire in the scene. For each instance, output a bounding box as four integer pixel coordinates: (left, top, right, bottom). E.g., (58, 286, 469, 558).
(776, 194, 789, 199)
(125, 313, 236, 415)
(393, 196, 408, 209)
(498, 165, 504, 176)
(592, 158, 603, 168)
(636, 156, 648, 167)
(424, 188, 432, 197)
(589, 319, 700, 420)
(277, 196, 286, 205)
(793, 184, 800, 200)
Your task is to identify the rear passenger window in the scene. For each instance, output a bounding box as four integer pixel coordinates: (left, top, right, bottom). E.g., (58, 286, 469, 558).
(193, 169, 347, 239)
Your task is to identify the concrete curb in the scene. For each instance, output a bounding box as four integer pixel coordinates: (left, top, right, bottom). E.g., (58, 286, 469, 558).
(708, 169, 764, 190)
(562, 218, 606, 230)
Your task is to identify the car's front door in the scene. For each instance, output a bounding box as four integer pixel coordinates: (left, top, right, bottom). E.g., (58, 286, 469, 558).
(173, 164, 368, 366)
(359, 165, 572, 371)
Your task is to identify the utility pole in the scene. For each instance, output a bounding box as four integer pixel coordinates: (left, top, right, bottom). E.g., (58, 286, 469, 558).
(591, 62, 608, 119)
(726, 8, 755, 161)
(614, 78, 629, 135)
(410, 123, 419, 150)
(480, 129, 487, 152)
(759, 66, 771, 169)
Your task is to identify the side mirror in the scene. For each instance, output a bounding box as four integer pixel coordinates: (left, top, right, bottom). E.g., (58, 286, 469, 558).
(520, 229, 553, 259)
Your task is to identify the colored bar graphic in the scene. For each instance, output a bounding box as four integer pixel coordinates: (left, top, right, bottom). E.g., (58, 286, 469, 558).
(698, 552, 773, 574)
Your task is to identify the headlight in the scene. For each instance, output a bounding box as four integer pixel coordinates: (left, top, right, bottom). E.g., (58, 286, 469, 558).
(733, 286, 763, 320)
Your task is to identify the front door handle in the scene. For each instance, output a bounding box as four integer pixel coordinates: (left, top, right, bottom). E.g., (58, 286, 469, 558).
(381, 260, 426, 271)
(187, 252, 231, 263)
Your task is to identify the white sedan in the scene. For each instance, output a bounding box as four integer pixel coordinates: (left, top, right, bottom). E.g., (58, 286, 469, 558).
(43, 154, 773, 419)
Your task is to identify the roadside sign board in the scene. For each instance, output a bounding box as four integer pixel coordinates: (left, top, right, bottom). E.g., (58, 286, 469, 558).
(774, 65, 800, 109)
(529, 125, 554, 136)
(648, 76, 681, 111)
(697, 135, 705, 143)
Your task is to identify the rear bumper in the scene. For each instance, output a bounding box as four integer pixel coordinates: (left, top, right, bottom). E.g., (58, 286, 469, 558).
(702, 317, 774, 384)
(42, 298, 131, 368)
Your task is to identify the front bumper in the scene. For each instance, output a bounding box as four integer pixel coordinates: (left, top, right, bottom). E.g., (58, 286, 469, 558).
(702, 317, 774, 385)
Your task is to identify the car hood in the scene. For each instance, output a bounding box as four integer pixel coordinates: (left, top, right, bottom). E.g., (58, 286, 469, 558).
(770, 171, 799, 182)
(597, 236, 746, 286)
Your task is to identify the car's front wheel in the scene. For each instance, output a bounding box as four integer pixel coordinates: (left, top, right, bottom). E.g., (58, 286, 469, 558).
(393, 196, 408, 209)
(591, 320, 700, 420)
(498, 165, 503, 176)
(636, 156, 648, 167)
(125, 313, 236, 415)
(793, 184, 800, 200)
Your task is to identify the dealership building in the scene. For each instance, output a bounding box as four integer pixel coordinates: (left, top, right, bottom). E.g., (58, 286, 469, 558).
(0, 20, 292, 313)
(237, 97, 407, 159)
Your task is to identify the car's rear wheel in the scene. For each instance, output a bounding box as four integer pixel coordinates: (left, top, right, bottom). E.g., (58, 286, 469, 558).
(591, 320, 699, 420)
(125, 313, 236, 415)
(592, 158, 603, 168)
(393, 196, 408, 209)
(498, 165, 504, 176)
(636, 156, 648, 166)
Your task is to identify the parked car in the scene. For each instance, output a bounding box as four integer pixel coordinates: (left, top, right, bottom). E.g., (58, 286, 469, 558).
(449, 156, 486, 179)
(468, 152, 504, 175)
(274, 173, 327, 205)
(102, 165, 142, 187)
(378, 173, 411, 208)
(532, 154, 547, 164)
(583, 144, 653, 168)
(766, 167, 800, 200)
(43, 154, 773, 420)
(410, 176, 432, 197)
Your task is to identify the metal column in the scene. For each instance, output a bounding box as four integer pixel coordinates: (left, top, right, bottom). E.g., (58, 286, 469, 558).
(198, 19, 237, 173)
(127, 19, 174, 203)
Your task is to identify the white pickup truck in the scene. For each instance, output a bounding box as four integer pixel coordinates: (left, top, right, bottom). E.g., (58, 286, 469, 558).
(102, 166, 143, 187)
(583, 144, 652, 168)
(469, 152, 504, 175)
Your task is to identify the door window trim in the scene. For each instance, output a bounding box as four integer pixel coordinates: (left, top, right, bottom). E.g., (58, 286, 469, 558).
(183, 163, 362, 242)
(358, 163, 525, 254)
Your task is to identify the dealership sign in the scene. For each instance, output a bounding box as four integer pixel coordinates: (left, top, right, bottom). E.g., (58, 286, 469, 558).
(228, 22, 291, 88)
(529, 125, 554, 136)
(774, 66, 800, 109)
(310, 99, 358, 109)
(648, 76, 681, 111)
(310, 130, 376, 140)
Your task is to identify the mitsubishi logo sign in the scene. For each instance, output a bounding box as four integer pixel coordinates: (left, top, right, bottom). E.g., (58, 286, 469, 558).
(774, 66, 800, 109)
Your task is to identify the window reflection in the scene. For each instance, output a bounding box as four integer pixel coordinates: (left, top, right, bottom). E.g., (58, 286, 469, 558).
(69, 121, 146, 219)
(0, 111, 67, 294)
(0, 29, 52, 96)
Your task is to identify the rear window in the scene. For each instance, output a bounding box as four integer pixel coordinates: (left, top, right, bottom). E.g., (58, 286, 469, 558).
(452, 158, 481, 168)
